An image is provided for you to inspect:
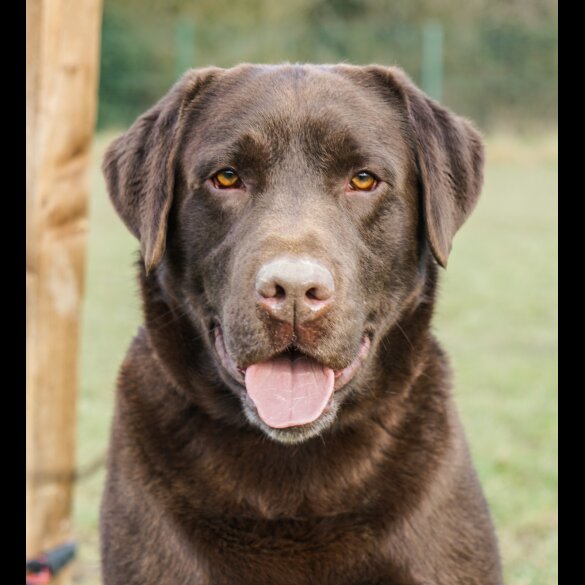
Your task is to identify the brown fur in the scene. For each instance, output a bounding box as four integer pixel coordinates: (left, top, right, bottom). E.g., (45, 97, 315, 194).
(101, 64, 503, 584)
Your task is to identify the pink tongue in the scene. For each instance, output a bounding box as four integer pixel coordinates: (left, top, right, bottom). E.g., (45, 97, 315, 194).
(245, 355, 335, 428)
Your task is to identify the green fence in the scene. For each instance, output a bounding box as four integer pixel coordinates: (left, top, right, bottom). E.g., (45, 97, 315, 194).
(98, 6, 557, 131)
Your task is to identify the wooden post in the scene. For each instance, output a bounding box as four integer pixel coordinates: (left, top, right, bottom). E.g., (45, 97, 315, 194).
(26, 0, 102, 579)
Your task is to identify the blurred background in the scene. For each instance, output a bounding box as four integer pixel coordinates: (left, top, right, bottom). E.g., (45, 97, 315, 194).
(73, 0, 558, 583)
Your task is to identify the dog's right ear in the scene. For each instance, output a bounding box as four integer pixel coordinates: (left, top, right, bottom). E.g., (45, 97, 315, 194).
(102, 68, 222, 273)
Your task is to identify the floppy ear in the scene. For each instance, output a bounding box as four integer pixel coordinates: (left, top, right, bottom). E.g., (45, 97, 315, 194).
(365, 66, 485, 268)
(102, 68, 221, 273)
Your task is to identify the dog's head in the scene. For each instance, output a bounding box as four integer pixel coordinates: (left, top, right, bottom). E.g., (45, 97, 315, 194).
(104, 64, 483, 444)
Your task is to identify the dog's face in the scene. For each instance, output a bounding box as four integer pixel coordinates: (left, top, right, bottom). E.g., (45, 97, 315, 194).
(104, 64, 483, 444)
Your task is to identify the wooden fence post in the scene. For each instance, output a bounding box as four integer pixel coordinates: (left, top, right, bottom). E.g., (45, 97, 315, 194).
(26, 0, 102, 580)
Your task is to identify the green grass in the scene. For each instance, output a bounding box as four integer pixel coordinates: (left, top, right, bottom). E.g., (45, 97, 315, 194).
(72, 132, 558, 584)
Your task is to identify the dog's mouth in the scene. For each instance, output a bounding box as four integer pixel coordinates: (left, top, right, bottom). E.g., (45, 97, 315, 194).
(213, 325, 370, 430)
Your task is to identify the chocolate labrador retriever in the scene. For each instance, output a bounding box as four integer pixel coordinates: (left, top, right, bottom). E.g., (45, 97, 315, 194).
(101, 64, 503, 584)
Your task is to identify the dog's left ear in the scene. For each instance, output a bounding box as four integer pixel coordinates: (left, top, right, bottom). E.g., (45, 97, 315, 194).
(103, 67, 222, 273)
(351, 66, 485, 268)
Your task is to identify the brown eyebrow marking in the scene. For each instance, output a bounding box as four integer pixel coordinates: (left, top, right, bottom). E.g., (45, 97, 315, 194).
(299, 118, 397, 186)
(192, 131, 274, 183)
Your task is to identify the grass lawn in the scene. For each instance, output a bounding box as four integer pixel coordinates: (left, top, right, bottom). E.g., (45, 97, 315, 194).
(72, 132, 558, 584)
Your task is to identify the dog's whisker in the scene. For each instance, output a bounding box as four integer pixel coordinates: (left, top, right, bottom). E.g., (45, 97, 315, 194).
(395, 321, 415, 353)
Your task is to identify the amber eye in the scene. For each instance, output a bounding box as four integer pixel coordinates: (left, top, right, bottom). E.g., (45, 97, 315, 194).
(213, 168, 242, 189)
(350, 171, 377, 191)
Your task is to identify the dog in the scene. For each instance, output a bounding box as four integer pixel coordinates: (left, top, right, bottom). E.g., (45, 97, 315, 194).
(101, 64, 503, 585)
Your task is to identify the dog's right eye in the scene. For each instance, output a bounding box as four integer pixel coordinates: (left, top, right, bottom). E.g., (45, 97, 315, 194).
(212, 169, 243, 189)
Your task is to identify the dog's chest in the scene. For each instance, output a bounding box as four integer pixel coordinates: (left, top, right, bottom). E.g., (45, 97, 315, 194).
(188, 512, 404, 585)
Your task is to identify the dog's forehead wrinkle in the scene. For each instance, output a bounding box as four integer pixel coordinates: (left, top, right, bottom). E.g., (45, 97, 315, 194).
(196, 64, 399, 133)
(193, 121, 402, 193)
(184, 69, 412, 190)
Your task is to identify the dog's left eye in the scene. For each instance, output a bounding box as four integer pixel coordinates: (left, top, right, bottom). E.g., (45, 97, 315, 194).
(349, 171, 377, 191)
(212, 169, 242, 189)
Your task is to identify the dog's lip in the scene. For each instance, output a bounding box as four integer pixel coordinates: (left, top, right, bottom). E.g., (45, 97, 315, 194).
(213, 323, 371, 392)
(332, 335, 370, 389)
(214, 326, 246, 385)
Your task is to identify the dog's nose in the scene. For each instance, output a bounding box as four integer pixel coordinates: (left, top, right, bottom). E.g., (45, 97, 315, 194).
(255, 257, 334, 321)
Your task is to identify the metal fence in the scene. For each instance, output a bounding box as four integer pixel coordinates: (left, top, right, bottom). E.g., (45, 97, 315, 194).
(98, 11, 557, 131)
